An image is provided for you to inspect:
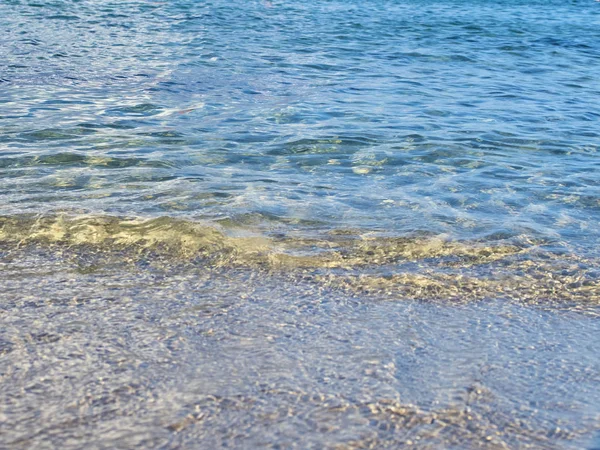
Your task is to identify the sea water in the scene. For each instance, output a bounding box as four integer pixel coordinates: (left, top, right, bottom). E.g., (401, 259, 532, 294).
(1, 0, 600, 448)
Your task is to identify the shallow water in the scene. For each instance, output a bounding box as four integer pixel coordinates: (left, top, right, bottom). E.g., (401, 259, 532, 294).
(1, 0, 600, 448)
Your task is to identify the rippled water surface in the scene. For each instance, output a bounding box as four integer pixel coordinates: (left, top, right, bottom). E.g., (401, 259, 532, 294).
(1, 0, 600, 448)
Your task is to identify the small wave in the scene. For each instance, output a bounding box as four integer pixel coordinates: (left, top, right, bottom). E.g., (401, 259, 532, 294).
(0, 214, 520, 264)
(1, 214, 598, 304)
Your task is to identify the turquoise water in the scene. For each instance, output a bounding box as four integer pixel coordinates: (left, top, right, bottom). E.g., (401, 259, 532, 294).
(1, 0, 600, 448)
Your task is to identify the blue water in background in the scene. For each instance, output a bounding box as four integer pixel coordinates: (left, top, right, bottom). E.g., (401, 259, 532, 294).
(1, 0, 599, 247)
(2, 1, 600, 448)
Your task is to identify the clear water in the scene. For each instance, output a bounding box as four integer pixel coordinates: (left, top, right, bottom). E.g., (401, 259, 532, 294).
(1, 0, 600, 448)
